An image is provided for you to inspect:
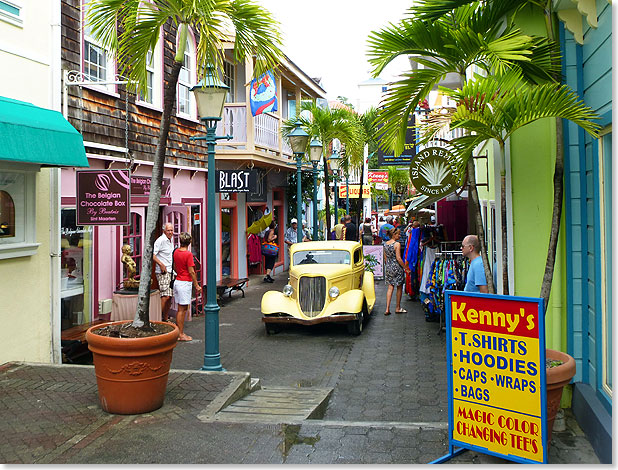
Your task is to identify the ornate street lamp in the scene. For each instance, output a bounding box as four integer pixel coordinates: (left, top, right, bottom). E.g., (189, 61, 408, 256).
(309, 138, 323, 240)
(190, 66, 232, 372)
(288, 121, 310, 243)
(329, 151, 341, 225)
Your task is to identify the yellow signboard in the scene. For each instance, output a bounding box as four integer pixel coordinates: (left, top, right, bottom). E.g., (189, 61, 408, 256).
(444, 292, 547, 464)
(338, 185, 371, 198)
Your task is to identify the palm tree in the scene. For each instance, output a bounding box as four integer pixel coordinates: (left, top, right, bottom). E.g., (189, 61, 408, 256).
(356, 107, 380, 221)
(419, 70, 599, 293)
(282, 102, 363, 236)
(87, 0, 283, 329)
(409, 0, 572, 314)
(367, 2, 558, 293)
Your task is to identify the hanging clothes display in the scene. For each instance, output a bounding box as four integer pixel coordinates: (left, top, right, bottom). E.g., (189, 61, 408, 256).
(247, 233, 262, 266)
(423, 254, 469, 322)
(404, 226, 421, 297)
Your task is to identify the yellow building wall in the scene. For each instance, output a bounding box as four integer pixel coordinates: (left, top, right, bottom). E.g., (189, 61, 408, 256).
(0, 1, 55, 363)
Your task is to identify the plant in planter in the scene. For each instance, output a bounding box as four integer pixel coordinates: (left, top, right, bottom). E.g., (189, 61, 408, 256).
(545, 349, 576, 443)
(84, 0, 283, 414)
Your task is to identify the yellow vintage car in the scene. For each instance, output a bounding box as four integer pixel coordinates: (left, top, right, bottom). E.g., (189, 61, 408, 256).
(261, 241, 376, 335)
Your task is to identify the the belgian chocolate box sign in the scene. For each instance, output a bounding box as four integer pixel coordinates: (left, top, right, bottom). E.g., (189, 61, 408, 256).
(215, 169, 257, 193)
(131, 175, 171, 197)
(76, 170, 130, 225)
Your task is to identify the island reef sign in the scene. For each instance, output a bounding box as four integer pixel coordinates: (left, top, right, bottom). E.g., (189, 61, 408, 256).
(409, 146, 459, 197)
(438, 291, 547, 464)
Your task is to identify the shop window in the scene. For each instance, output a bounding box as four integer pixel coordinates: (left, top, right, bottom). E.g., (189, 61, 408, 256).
(221, 208, 232, 278)
(61, 209, 93, 329)
(0, 190, 15, 237)
(123, 212, 142, 276)
(0, 167, 37, 259)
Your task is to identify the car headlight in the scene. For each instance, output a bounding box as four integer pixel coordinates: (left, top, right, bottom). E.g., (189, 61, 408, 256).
(329, 286, 340, 299)
(282, 284, 294, 297)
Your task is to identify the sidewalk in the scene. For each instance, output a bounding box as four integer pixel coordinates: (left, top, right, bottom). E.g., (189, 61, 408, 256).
(0, 277, 602, 464)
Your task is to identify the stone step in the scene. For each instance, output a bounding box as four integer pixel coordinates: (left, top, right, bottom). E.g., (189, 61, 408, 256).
(212, 386, 333, 424)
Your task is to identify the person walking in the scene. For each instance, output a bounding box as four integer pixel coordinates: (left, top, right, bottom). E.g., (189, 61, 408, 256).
(359, 217, 375, 245)
(383, 228, 410, 315)
(333, 216, 345, 240)
(172, 232, 202, 341)
(462, 234, 488, 293)
(153, 222, 174, 322)
(379, 215, 394, 242)
(262, 221, 278, 283)
(343, 215, 357, 241)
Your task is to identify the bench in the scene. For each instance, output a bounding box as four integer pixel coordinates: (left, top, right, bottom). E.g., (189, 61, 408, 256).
(204, 277, 249, 299)
(61, 319, 105, 343)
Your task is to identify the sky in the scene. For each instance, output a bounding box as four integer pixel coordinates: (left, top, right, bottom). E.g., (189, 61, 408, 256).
(257, 0, 412, 105)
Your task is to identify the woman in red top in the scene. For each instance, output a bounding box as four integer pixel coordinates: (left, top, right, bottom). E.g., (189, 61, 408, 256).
(173, 232, 202, 341)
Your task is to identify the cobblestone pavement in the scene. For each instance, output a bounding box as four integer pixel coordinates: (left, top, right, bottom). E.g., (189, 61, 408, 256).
(0, 275, 601, 464)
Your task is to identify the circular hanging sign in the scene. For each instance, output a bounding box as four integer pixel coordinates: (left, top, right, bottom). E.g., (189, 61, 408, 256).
(409, 146, 459, 197)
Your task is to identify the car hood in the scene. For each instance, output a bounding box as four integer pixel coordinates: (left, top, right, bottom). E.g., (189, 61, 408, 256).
(290, 264, 350, 278)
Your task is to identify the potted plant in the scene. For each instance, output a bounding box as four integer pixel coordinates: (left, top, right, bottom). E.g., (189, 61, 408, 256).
(545, 348, 576, 443)
(83, 0, 283, 414)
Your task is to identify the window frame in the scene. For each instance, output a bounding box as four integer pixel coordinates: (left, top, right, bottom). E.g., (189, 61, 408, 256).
(0, 163, 39, 259)
(176, 34, 197, 120)
(224, 60, 236, 103)
(0, 0, 22, 27)
(136, 29, 163, 110)
(81, 0, 117, 94)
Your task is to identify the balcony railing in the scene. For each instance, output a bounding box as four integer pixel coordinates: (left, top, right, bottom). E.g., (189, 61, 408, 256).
(214, 104, 292, 158)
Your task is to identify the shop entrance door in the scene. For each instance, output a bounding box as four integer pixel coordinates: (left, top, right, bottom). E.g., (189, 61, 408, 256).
(162, 205, 189, 246)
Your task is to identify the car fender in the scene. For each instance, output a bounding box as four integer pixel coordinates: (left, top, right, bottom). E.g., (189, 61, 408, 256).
(362, 271, 376, 312)
(323, 289, 365, 316)
(261, 291, 300, 316)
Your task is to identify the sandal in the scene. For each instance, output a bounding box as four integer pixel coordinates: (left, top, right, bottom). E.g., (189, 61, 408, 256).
(178, 334, 193, 342)
(395, 309, 407, 314)
(384, 311, 391, 316)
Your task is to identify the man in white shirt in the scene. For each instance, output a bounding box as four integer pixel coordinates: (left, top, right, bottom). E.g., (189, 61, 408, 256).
(153, 222, 174, 322)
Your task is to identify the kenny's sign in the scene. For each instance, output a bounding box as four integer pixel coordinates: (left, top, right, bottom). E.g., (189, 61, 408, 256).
(215, 169, 257, 193)
(444, 291, 547, 464)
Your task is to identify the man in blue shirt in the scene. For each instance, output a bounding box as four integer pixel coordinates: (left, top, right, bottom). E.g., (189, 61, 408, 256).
(462, 235, 488, 293)
(379, 215, 394, 242)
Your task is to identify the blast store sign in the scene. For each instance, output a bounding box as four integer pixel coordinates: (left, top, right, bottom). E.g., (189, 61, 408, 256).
(409, 146, 459, 197)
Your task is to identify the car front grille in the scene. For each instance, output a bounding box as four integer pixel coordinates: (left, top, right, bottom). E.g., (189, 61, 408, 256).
(298, 276, 326, 318)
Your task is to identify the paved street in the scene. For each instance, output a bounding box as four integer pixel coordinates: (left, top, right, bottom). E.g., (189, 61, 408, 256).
(0, 275, 600, 464)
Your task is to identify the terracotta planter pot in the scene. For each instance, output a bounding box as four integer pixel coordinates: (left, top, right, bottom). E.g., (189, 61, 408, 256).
(86, 321, 179, 415)
(545, 348, 576, 443)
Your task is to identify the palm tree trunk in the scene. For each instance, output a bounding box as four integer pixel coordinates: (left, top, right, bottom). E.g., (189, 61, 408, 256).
(500, 170, 509, 295)
(323, 157, 332, 238)
(133, 60, 182, 328)
(540, 117, 564, 312)
(467, 158, 495, 294)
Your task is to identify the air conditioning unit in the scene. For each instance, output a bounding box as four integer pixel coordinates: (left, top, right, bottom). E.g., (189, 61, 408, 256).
(99, 299, 112, 315)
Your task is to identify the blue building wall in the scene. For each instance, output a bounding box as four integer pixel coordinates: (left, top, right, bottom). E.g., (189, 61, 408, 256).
(562, 0, 612, 462)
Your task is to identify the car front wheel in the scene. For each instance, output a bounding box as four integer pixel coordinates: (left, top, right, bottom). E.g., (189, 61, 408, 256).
(265, 323, 281, 335)
(347, 312, 363, 335)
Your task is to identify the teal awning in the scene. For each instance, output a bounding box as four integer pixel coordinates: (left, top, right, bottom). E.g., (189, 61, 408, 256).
(0, 96, 89, 167)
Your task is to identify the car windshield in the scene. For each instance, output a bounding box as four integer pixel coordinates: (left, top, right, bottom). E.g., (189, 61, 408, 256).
(293, 250, 351, 266)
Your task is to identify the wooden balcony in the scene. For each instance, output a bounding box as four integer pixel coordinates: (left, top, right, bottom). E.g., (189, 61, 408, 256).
(214, 103, 294, 169)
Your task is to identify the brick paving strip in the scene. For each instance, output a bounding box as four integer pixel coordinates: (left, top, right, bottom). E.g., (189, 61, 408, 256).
(0, 362, 240, 464)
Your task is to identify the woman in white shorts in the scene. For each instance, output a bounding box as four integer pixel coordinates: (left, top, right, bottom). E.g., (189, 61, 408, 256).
(172, 232, 202, 341)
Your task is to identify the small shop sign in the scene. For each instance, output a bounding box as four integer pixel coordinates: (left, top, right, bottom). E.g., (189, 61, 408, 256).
(368, 171, 389, 183)
(338, 185, 371, 199)
(442, 291, 547, 464)
(409, 146, 459, 197)
(76, 170, 130, 225)
(130, 175, 171, 197)
(377, 116, 416, 166)
(215, 169, 257, 193)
